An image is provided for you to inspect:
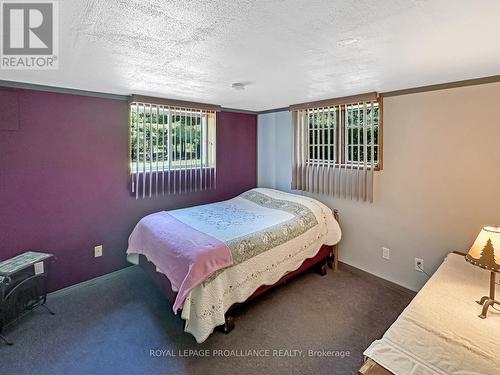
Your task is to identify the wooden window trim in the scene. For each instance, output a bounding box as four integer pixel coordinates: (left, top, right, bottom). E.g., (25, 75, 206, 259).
(129, 95, 221, 112)
(289, 92, 378, 111)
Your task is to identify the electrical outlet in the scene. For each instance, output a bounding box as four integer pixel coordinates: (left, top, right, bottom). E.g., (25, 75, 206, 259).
(415, 258, 424, 272)
(382, 247, 390, 260)
(94, 245, 103, 258)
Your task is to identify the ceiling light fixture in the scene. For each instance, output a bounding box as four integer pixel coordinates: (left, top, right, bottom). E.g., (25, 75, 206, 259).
(231, 82, 246, 90)
(337, 38, 359, 46)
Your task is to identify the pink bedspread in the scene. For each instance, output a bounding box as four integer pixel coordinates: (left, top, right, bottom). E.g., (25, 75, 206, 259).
(126, 212, 233, 313)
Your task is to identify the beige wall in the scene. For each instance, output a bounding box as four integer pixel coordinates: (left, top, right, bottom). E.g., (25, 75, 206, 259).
(258, 82, 500, 291)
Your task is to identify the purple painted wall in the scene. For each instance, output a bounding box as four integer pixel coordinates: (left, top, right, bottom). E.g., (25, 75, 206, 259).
(0, 88, 257, 291)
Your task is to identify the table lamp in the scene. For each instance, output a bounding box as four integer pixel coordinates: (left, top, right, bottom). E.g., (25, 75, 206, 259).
(465, 226, 500, 319)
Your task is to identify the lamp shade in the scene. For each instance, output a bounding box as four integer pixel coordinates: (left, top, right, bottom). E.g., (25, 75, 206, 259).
(465, 227, 500, 272)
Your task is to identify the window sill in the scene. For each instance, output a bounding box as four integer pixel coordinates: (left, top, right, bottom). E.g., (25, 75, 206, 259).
(305, 162, 382, 171)
(130, 167, 214, 175)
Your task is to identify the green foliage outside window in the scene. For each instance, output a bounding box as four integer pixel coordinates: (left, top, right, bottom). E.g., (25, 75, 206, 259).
(130, 109, 211, 172)
(307, 104, 379, 164)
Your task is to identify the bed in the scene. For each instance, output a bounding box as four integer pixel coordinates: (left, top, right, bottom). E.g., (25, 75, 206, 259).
(127, 188, 341, 343)
(361, 252, 500, 375)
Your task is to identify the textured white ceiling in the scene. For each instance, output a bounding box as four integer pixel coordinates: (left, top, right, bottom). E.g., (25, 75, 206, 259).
(2, 0, 500, 111)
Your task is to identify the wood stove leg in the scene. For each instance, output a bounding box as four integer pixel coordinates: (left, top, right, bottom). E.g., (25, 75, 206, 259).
(217, 315, 235, 334)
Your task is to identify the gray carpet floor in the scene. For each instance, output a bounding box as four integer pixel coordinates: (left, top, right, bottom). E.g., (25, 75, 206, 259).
(0, 264, 413, 375)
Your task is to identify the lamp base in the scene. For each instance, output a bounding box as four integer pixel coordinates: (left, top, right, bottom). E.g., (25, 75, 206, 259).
(476, 272, 499, 319)
(476, 296, 500, 319)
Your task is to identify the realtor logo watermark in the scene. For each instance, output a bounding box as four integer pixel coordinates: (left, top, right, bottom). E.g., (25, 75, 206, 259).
(1, 0, 58, 69)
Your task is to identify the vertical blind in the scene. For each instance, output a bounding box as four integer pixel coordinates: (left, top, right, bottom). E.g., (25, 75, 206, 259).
(290, 93, 381, 202)
(129, 95, 220, 198)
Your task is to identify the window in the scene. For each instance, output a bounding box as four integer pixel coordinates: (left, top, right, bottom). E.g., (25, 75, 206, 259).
(291, 93, 382, 202)
(129, 107, 216, 173)
(129, 96, 219, 198)
(346, 102, 380, 164)
(307, 102, 380, 167)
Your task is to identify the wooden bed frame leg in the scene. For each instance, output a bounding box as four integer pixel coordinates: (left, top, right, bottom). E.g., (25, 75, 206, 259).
(327, 245, 339, 271)
(217, 315, 235, 334)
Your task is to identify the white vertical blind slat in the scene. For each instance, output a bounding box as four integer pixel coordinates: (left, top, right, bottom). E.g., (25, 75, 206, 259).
(334, 106, 339, 197)
(357, 102, 361, 201)
(167, 107, 172, 194)
(299, 110, 303, 190)
(308, 108, 312, 193)
(292, 111, 296, 189)
(198, 110, 202, 192)
(337, 105, 340, 196)
(185, 111, 189, 193)
(161, 105, 165, 195)
(148, 104, 152, 198)
(172, 108, 177, 194)
(330, 106, 334, 196)
(134, 104, 139, 199)
(196, 110, 200, 192)
(209, 113, 212, 191)
(305, 109, 309, 193)
(344, 104, 349, 199)
(183, 111, 187, 193)
(351, 105, 355, 199)
(309, 109, 313, 192)
(201, 112, 206, 191)
(326, 107, 331, 195)
(334, 106, 339, 196)
(193, 112, 197, 193)
(155, 105, 159, 197)
(369, 101, 375, 203)
(315, 107, 320, 193)
(189, 111, 193, 192)
(141, 104, 146, 199)
(310, 108, 315, 193)
(312, 108, 317, 193)
(130, 105, 134, 195)
(213, 112, 217, 190)
(315, 108, 320, 194)
(295, 110, 300, 190)
(362, 103, 367, 201)
(322, 107, 327, 195)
